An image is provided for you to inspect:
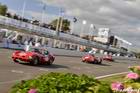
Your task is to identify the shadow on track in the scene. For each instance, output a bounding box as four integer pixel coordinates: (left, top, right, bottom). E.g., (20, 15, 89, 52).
(94, 63, 112, 66)
(82, 62, 112, 66)
(36, 64, 69, 69)
(20, 63, 69, 69)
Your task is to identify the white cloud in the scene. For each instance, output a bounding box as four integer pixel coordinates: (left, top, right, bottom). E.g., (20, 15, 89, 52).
(8, 9, 17, 15)
(28, 0, 140, 48)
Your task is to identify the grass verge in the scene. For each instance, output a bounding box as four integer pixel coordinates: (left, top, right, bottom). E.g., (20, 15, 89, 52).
(99, 74, 126, 84)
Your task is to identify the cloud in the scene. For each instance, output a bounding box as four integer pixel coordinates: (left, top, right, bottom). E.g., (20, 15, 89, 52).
(29, 0, 140, 48)
(8, 9, 17, 15)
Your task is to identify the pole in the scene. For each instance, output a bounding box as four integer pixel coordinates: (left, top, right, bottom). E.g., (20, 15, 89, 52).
(89, 24, 93, 35)
(80, 20, 87, 37)
(41, 4, 46, 24)
(70, 21, 74, 34)
(21, 0, 26, 20)
(89, 24, 93, 41)
(59, 8, 65, 32)
(56, 8, 61, 36)
(59, 17, 63, 32)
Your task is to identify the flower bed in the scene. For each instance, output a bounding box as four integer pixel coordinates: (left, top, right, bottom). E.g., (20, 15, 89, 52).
(10, 72, 112, 93)
(11, 66, 140, 93)
(111, 66, 140, 93)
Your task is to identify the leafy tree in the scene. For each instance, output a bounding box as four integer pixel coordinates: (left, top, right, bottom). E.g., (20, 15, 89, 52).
(0, 3, 7, 16)
(49, 17, 71, 33)
(136, 53, 140, 59)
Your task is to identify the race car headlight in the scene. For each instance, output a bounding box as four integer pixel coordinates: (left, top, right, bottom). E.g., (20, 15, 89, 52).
(28, 56, 33, 59)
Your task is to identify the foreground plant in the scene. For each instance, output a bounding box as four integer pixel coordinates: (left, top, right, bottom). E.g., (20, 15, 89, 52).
(111, 82, 124, 91)
(10, 72, 112, 93)
(111, 66, 140, 93)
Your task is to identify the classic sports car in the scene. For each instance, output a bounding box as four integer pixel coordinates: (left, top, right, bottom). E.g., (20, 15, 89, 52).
(82, 54, 102, 64)
(102, 55, 114, 62)
(12, 47, 55, 65)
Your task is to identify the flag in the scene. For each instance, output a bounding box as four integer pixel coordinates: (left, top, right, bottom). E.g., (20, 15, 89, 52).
(73, 17, 77, 23)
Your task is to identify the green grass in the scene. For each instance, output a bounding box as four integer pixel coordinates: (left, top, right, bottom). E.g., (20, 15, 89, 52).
(99, 74, 126, 84)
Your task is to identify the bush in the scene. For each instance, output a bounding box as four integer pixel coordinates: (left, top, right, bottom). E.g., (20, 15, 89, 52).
(10, 72, 112, 93)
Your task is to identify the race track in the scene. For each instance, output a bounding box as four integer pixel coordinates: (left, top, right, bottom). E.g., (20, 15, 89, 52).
(0, 48, 140, 92)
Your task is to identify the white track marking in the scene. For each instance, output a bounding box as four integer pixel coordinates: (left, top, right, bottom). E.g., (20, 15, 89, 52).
(11, 70, 24, 74)
(72, 66, 81, 70)
(39, 68, 49, 72)
(96, 72, 129, 79)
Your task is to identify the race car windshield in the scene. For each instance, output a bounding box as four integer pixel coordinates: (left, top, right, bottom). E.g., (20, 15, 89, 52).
(44, 50, 49, 55)
(28, 48, 41, 53)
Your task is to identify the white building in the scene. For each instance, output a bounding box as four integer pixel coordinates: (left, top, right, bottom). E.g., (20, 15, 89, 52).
(94, 28, 111, 44)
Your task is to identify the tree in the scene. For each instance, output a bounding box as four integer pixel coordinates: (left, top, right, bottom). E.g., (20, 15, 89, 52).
(49, 17, 71, 33)
(0, 3, 7, 16)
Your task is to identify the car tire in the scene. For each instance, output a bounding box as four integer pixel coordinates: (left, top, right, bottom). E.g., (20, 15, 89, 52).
(98, 61, 102, 64)
(13, 59, 19, 63)
(94, 60, 98, 64)
(82, 60, 85, 62)
(31, 57, 39, 65)
(47, 58, 54, 65)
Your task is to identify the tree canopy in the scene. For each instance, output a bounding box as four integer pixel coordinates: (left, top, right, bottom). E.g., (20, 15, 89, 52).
(0, 3, 7, 16)
(49, 17, 71, 33)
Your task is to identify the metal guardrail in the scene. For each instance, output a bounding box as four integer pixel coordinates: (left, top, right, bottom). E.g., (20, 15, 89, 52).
(0, 15, 123, 53)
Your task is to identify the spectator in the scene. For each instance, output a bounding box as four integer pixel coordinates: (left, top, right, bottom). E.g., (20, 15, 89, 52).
(24, 40, 28, 45)
(35, 42, 41, 47)
(24, 41, 31, 51)
(5, 38, 10, 48)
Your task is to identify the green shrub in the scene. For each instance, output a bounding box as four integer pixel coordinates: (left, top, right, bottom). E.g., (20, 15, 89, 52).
(10, 72, 112, 93)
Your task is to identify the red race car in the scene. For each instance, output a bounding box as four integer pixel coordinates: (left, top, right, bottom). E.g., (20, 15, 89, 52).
(102, 55, 114, 62)
(12, 47, 55, 65)
(82, 54, 102, 64)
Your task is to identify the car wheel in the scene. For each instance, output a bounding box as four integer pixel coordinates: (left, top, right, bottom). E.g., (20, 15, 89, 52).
(98, 61, 102, 64)
(13, 59, 18, 63)
(47, 58, 54, 65)
(31, 57, 39, 65)
(82, 60, 85, 62)
(94, 60, 98, 64)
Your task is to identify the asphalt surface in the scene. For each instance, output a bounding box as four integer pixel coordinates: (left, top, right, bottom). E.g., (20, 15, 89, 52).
(0, 48, 140, 93)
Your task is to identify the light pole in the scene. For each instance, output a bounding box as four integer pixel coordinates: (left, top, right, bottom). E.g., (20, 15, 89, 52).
(41, 4, 46, 24)
(70, 21, 74, 34)
(59, 8, 65, 32)
(55, 8, 61, 36)
(21, 0, 26, 20)
(80, 20, 87, 37)
(89, 24, 94, 41)
(89, 24, 94, 35)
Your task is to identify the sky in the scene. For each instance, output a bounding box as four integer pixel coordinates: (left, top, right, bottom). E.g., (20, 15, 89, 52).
(0, 0, 140, 50)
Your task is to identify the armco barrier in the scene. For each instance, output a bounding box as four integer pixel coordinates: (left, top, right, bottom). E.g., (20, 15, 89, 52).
(0, 43, 88, 57)
(0, 43, 139, 61)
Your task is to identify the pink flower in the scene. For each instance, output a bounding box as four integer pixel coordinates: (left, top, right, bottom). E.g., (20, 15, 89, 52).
(111, 82, 124, 91)
(126, 73, 139, 79)
(28, 88, 38, 93)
